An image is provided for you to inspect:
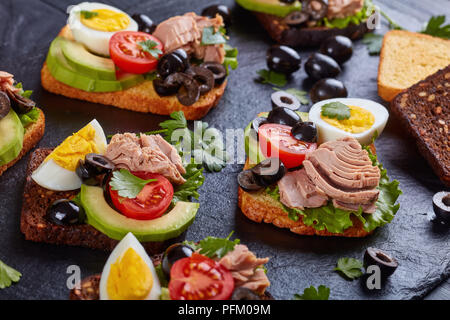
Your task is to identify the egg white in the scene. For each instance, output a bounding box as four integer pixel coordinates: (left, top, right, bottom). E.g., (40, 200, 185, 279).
(99, 233, 162, 300)
(31, 119, 107, 191)
(68, 2, 138, 56)
(309, 98, 389, 145)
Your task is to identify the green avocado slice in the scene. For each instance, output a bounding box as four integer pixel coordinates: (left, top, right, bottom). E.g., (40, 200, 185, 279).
(0, 110, 24, 166)
(80, 185, 199, 242)
(235, 0, 302, 17)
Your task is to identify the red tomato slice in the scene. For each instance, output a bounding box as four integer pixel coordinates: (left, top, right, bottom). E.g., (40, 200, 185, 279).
(169, 253, 235, 300)
(108, 172, 173, 220)
(258, 123, 317, 169)
(109, 31, 164, 74)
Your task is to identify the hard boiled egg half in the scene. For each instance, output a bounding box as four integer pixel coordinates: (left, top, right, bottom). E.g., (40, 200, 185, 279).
(309, 98, 389, 145)
(67, 2, 138, 56)
(31, 119, 107, 191)
(99, 233, 161, 300)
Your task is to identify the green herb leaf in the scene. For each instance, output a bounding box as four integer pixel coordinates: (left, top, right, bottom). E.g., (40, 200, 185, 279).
(421, 15, 450, 39)
(201, 26, 227, 45)
(80, 10, 98, 19)
(196, 232, 240, 259)
(273, 88, 309, 105)
(0, 260, 21, 289)
(15, 82, 33, 99)
(321, 102, 351, 120)
(18, 107, 40, 127)
(158, 111, 187, 141)
(334, 257, 364, 280)
(172, 162, 204, 203)
(139, 40, 163, 59)
(362, 33, 384, 55)
(294, 285, 330, 300)
(256, 69, 287, 87)
(223, 44, 239, 73)
(110, 169, 157, 199)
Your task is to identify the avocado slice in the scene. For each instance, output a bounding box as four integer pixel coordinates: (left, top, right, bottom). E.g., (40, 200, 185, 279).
(0, 109, 24, 166)
(236, 0, 302, 17)
(60, 39, 117, 81)
(46, 37, 145, 92)
(80, 185, 199, 242)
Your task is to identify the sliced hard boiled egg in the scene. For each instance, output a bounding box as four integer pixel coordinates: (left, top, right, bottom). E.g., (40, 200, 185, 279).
(67, 2, 138, 56)
(31, 119, 107, 191)
(99, 233, 161, 300)
(309, 98, 389, 145)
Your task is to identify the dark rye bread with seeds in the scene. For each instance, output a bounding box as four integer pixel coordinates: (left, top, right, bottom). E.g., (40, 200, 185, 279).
(20, 148, 165, 253)
(391, 65, 450, 186)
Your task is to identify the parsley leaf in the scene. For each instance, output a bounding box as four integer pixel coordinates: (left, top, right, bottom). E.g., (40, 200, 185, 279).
(201, 26, 227, 45)
(139, 40, 163, 59)
(362, 33, 384, 55)
(187, 231, 240, 259)
(109, 169, 157, 199)
(294, 285, 330, 300)
(421, 15, 450, 39)
(0, 260, 21, 289)
(334, 257, 364, 280)
(321, 102, 351, 120)
(172, 162, 204, 203)
(273, 87, 309, 105)
(80, 10, 98, 19)
(256, 69, 287, 87)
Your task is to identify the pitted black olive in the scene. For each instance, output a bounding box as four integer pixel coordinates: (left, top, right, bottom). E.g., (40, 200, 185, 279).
(231, 287, 261, 300)
(132, 14, 156, 33)
(279, 0, 296, 3)
(200, 62, 227, 85)
(85, 154, 115, 175)
(320, 35, 353, 64)
(153, 74, 182, 96)
(305, 52, 341, 80)
(251, 117, 268, 135)
(157, 51, 188, 79)
(186, 66, 215, 94)
(271, 91, 300, 110)
(172, 73, 201, 106)
(302, 0, 328, 20)
(267, 45, 301, 75)
(432, 191, 450, 223)
(238, 170, 264, 192)
(364, 247, 398, 279)
(172, 49, 190, 70)
(283, 10, 310, 27)
(291, 121, 317, 143)
(162, 243, 194, 278)
(46, 199, 86, 226)
(6, 88, 35, 114)
(201, 4, 232, 28)
(310, 78, 348, 103)
(251, 158, 286, 186)
(267, 107, 301, 126)
(0, 91, 11, 120)
(76, 160, 99, 186)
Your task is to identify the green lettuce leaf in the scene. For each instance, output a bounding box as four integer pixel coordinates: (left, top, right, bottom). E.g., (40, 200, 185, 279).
(224, 44, 238, 73)
(321, 0, 374, 29)
(18, 107, 40, 127)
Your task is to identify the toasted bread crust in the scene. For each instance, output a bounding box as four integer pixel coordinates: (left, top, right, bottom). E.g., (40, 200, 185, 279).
(0, 108, 45, 176)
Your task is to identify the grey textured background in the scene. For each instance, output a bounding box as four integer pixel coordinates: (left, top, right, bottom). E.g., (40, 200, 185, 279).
(0, 0, 449, 300)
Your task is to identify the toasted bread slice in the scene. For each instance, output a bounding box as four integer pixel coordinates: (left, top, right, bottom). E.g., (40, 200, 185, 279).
(378, 30, 450, 102)
(40, 26, 228, 120)
(0, 108, 45, 176)
(20, 148, 165, 253)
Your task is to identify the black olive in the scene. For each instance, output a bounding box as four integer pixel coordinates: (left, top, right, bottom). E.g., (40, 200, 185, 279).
(5, 88, 35, 114)
(231, 287, 261, 300)
(200, 62, 227, 85)
(0, 91, 11, 120)
(271, 91, 300, 110)
(291, 121, 317, 143)
(84, 154, 115, 175)
(279, 0, 296, 3)
(157, 51, 188, 79)
(251, 117, 268, 135)
(305, 52, 341, 80)
(173, 73, 201, 106)
(320, 35, 353, 64)
(283, 10, 309, 27)
(238, 170, 264, 192)
(267, 107, 301, 126)
(172, 49, 190, 70)
(185, 66, 215, 94)
(76, 160, 99, 186)
(364, 247, 398, 279)
(302, 0, 328, 20)
(251, 158, 286, 186)
(162, 243, 194, 278)
(432, 191, 450, 223)
(201, 4, 232, 28)
(46, 199, 86, 226)
(131, 14, 156, 34)
(153, 74, 182, 96)
(310, 78, 348, 103)
(267, 45, 301, 75)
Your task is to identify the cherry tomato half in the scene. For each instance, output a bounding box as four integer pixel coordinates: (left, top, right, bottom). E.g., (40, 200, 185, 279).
(169, 253, 235, 300)
(108, 172, 173, 220)
(258, 123, 317, 169)
(109, 31, 164, 74)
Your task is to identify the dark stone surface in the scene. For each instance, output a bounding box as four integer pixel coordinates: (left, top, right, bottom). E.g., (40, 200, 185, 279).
(0, 0, 449, 300)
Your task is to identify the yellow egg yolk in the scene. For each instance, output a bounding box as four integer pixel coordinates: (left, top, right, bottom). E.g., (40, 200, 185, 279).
(80, 9, 130, 32)
(321, 105, 375, 134)
(107, 248, 153, 300)
(46, 124, 99, 171)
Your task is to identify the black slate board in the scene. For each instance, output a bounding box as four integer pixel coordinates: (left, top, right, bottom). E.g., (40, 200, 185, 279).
(0, 0, 449, 300)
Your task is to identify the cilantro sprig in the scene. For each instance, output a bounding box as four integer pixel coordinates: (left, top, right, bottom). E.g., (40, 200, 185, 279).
(184, 231, 240, 259)
(321, 102, 351, 120)
(172, 162, 204, 203)
(256, 70, 287, 87)
(294, 285, 330, 300)
(80, 10, 98, 19)
(139, 40, 163, 59)
(334, 257, 364, 280)
(109, 169, 157, 199)
(0, 260, 21, 289)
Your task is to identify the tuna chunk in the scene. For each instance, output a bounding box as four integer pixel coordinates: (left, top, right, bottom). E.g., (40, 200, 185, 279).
(327, 0, 365, 20)
(0, 71, 20, 94)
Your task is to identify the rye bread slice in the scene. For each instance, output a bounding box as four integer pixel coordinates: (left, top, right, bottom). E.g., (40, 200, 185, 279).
(390, 65, 450, 186)
(20, 148, 165, 253)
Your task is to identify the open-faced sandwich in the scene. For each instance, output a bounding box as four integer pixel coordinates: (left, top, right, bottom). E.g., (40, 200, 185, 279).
(41, 2, 238, 120)
(0, 71, 45, 176)
(20, 118, 203, 252)
(238, 93, 401, 237)
(70, 232, 272, 300)
(235, 0, 374, 47)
